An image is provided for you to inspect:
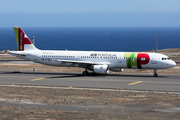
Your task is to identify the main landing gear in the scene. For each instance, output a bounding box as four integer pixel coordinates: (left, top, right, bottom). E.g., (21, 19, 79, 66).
(153, 69, 158, 77)
(82, 68, 89, 76)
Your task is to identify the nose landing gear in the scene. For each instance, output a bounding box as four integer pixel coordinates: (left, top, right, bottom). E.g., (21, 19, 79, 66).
(153, 69, 158, 77)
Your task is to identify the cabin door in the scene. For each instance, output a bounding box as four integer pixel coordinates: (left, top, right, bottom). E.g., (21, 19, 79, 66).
(34, 55, 39, 63)
(117, 54, 123, 63)
(117, 56, 122, 63)
(151, 55, 156, 64)
(76, 55, 80, 61)
(33, 51, 40, 63)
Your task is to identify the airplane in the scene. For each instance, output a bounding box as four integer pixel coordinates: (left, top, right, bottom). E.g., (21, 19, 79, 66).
(10, 27, 176, 77)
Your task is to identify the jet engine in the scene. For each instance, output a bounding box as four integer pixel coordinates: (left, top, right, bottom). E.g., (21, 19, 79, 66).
(110, 68, 123, 72)
(93, 65, 109, 74)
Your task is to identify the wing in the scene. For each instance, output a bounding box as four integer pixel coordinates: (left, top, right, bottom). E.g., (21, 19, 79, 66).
(51, 59, 108, 65)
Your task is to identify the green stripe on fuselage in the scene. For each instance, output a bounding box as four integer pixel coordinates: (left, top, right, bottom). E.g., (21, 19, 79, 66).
(13, 27, 19, 50)
(124, 53, 138, 68)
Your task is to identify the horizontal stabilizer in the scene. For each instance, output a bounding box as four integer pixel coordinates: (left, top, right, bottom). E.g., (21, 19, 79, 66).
(10, 51, 27, 57)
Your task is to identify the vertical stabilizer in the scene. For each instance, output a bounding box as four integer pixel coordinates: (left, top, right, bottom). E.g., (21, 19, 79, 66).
(13, 27, 38, 51)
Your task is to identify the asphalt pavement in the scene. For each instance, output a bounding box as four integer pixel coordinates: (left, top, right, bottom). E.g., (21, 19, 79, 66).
(0, 71, 180, 91)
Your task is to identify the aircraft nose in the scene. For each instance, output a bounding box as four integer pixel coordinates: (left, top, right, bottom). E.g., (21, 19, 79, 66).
(168, 60, 176, 68)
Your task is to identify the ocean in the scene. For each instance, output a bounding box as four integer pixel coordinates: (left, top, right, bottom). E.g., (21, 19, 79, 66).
(0, 27, 180, 52)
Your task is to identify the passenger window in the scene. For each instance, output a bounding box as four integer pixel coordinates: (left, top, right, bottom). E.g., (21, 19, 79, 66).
(141, 58, 145, 60)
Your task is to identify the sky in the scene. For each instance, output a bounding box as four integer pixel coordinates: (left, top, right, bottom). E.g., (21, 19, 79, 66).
(1, 0, 180, 27)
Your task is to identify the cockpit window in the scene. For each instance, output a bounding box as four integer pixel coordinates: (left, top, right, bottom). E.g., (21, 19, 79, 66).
(162, 57, 170, 60)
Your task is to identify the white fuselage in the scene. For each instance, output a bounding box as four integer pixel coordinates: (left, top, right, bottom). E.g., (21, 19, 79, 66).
(11, 49, 176, 71)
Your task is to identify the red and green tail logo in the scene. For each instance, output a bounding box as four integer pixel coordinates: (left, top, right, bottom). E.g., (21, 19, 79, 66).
(14, 27, 32, 51)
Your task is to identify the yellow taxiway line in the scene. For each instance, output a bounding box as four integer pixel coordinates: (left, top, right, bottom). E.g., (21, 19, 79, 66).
(30, 77, 180, 86)
(128, 81, 143, 85)
(31, 77, 47, 81)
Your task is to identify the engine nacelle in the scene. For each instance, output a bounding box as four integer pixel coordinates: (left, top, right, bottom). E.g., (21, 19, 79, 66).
(110, 68, 123, 72)
(93, 65, 109, 74)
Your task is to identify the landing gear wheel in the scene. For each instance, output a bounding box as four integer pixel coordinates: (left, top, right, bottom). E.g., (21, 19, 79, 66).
(153, 69, 158, 77)
(82, 71, 89, 76)
(154, 74, 158, 77)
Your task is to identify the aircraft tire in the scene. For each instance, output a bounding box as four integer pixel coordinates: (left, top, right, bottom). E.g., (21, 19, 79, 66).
(82, 71, 88, 76)
(154, 74, 158, 77)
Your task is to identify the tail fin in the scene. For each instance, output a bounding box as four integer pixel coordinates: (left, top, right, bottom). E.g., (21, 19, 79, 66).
(14, 27, 38, 51)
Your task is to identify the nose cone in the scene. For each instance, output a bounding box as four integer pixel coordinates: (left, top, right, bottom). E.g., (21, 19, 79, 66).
(168, 60, 176, 68)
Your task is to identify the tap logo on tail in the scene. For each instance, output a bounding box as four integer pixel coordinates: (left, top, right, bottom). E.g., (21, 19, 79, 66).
(14, 27, 32, 51)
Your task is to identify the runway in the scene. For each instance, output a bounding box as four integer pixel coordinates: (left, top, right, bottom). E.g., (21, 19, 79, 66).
(0, 71, 180, 91)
